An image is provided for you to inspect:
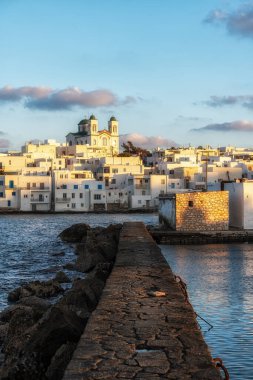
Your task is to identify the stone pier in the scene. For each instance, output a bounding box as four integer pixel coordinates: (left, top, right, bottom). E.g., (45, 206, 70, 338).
(63, 222, 221, 379)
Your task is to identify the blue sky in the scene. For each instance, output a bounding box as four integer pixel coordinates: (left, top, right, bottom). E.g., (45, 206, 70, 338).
(1, 0, 253, 150)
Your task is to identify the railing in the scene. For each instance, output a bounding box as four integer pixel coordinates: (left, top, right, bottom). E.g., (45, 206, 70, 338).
(55, 197, 71, 203)
(30, 198, 50, 203)
(23, 186, 50, 191)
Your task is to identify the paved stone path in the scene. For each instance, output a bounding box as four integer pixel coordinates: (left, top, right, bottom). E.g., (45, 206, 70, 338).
(63, 222, 221, 379)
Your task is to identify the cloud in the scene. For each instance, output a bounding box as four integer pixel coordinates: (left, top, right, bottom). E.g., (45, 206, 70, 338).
(204, 95, 253, 109)
(191, 120, 253, 133)
(0, 86, 51, 102)
(204, 4, 253, 38)
(0, 85, 137, 111)
(120, 133, 178, 149)
(0, 139, 10, 148)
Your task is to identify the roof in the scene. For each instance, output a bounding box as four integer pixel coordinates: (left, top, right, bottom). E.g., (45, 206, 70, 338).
(89, 114, 97, 120)
(66, 132, 88, 137)
(110, 116, 117, 122)
(78, 119, 89, 125)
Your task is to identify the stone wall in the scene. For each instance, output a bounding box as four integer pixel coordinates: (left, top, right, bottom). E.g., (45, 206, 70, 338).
(176, 191, 229, 231)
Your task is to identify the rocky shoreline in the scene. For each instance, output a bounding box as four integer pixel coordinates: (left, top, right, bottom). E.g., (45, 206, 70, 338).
(0, 223, 122, 380)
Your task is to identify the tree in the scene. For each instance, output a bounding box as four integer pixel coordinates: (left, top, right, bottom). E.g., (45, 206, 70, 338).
(118, 141, 152, 159)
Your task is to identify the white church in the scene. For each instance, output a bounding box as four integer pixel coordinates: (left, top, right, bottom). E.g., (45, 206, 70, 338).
(66, 115, 119, 155)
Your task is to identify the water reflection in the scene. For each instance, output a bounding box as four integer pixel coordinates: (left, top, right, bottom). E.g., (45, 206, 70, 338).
(161, 243, 253, 380)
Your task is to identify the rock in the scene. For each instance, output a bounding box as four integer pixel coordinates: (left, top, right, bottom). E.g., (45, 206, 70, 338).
(8, 280, 64, 302)
(0, 297, 50, 323)
(45, 342, 77, 380)
(59, 223, 90, 243)
(0, 323, 8, 345)
(74, 225, 121, 273)
(54, 271, 71, 283)
(75, 242, 106, 272)
(63, 262, 76, 271)
(87, 262, 113, 282)
(0, 306, 84, 380)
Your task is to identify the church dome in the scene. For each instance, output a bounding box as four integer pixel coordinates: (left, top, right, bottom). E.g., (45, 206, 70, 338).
(89, 114, 97, 120)
(110, 116, 117, 122)
(78, 118, 89, 125)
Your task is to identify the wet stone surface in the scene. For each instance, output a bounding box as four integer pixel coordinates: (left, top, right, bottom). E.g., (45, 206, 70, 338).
(63, 222, 221, 380)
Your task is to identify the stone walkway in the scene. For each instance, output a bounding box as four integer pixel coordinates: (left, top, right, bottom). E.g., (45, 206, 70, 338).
(63, 222, 221, 379)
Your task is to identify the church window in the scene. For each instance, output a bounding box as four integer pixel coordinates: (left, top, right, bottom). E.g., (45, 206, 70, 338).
(102, 137, 107, 146)
(93, 139, 96, 145)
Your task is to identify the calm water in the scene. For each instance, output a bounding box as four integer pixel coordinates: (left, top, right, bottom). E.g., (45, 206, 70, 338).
(161, 244, 253, 380)
(0, 213, 157, 310)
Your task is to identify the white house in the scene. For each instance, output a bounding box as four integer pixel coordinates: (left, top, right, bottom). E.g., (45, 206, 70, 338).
(225, 181, 253, 229)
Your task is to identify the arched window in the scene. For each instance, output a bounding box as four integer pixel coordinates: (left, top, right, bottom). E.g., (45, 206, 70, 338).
(102, 137, 107, 146)
(69, 141, 72, 146)
(93, 139, 97, 145)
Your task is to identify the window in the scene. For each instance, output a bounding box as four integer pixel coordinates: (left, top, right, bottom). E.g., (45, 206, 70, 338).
(171, 183, 175, 189)
(112, 168, 118, 174)
(80, 193, 83, 198)
(111, 179, 116, 184)
(108, 192, 111, 196)
(0, 180, 4, 186)
(161, 179, 165, 185)
(138, 200, 142, 204)
(0, 192, 3, 197)
(142, 191, 146, 195)
(74, 185, 78, 189)
(7, 200, 11, 207)
(62, 184, 67, 189)
(188, 201, 194, 207)
(81, 203, 84, 207)
(145, 179, 149, 183)
(60, 174, 63, 179)
(24, 194, 28, 198)
(9, 180, 14, 189)
(71, 203, 76, 209)
(12, 192, 16, 196)
(84, 184, 89, 189)
(97, 184, 102, 190)
(119, 192, 123, 197)
(102, 137, 107, 146)
(32, 183, 36, 188)
(72, 193, 75, 199)
(63, 193, 67, 199)
(94, 194, 101, 200)
(169, 170, 174, 174)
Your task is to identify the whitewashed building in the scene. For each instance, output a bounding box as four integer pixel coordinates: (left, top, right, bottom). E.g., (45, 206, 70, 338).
(225, 181, 253, 229)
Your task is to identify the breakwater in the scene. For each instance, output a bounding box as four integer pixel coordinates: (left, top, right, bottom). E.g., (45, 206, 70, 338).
(149, 228, 253, 245)
(64, 222, 221, 379)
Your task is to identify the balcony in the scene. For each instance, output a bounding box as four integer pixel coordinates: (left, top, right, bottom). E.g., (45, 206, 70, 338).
(55, 197, 71, 203)
(135, 184, 149, 190)
(30, 198, 50, 203)
(26, 186, 50, 191)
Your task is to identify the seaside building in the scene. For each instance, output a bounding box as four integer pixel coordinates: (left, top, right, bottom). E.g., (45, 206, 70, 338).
(159, 191, 229, 231)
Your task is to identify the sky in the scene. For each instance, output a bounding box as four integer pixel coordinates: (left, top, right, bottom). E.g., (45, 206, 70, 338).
(1, 0, 253, 150)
